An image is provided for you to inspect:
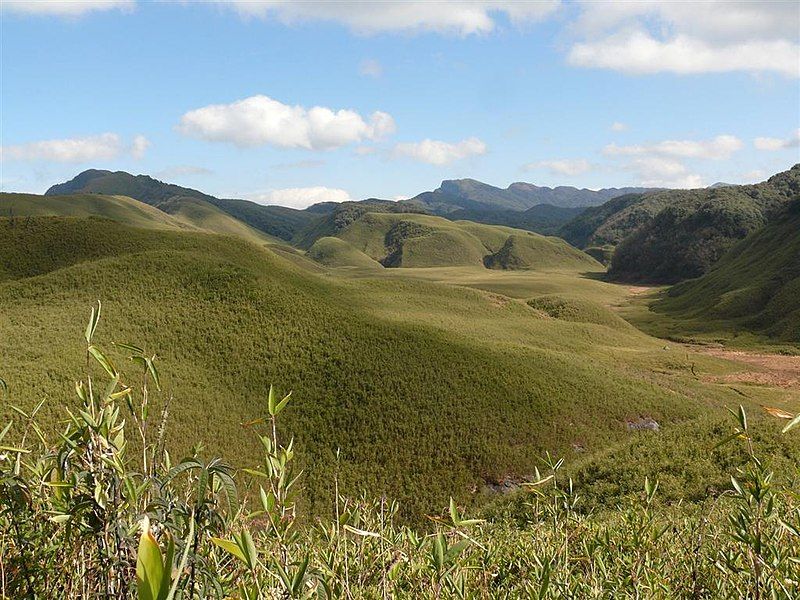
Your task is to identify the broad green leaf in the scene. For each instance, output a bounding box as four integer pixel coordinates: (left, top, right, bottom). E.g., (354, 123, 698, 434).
(88, 345, 117, 377)
(274, 391, 292, 416)
(210, 537, 247, 565)
(137, 516, 166, 600)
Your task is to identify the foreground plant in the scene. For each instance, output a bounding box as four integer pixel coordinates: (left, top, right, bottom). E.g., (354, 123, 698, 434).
(0, 305, 798, 598)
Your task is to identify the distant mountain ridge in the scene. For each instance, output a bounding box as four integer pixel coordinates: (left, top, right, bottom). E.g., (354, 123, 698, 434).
(403, 178, 658, 213)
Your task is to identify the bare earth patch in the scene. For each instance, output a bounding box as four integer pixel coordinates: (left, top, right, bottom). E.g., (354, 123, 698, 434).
(695, 347, 800, 389)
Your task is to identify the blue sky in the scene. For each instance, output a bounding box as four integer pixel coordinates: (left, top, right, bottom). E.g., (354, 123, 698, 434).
(2, 1, 799, 207)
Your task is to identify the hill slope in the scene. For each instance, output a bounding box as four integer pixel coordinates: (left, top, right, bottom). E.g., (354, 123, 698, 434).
(610, 166, 799, 282)
(300, 204, 599, 271)
(46, 169, 320, 241)
(651, 199, 800, 343)
(406, 179, 656, 212)
(0, 215, 754, 520)
(0, 191, 188, 231)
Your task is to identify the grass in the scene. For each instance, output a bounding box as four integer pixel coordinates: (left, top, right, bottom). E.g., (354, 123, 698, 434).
(306, 236, 383, 269)
(2, 215, 798, 523)
(622, 200, 800, 349)
(305, 209, 600, 271)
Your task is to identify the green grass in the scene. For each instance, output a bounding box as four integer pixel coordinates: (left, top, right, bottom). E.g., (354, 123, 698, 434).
(622, 201, 800, 349)
(306, 236, 383, 269)
(3, 215, 797, 522)
(306, 210, 599, 271)
(159, 196, 282, 245)
(0, 192, 188, 231)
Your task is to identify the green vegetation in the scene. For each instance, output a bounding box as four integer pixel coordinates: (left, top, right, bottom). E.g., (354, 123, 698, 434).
(1, 310, 799, 598)
(638, 199, 800, 345)
(0, 192, 188, 231)
(527, 295, 632, 329)
(609, 165, 798, 283)
(5, 214, 797, 523)
(299, 207, 599, 271)
(306, 236, 383, 269)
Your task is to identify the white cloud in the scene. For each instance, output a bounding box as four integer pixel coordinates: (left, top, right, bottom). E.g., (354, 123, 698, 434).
(754, 129, 800, 151)
(212, 1, 560, 35)
(246, 186, 352, 209)
(393, 137, 486, 165)
(626, 157, 704, 189)
(131, 135, 150, 159)
(610, 122, 628, 132)
(177, 95, 395, 150)
(1, 133, 124, 162)
(524, 159, 592, 177)
(3, 0, 134, 16)
(359, 59, 383, 78)
(568, 1, 800, 77)
(603, 135, 743, 160)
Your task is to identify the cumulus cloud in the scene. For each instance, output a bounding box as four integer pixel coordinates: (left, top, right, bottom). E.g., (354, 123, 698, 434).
(754, 129, 800, 151)
(212, 1, 560, 35)
(393, 137, 486, 165)
(177, 95, 395, 151)
(131, 135, 150, 159)
(359, 59, 383, 78)
(626, 157, 704, 189)
(3, 0, 134, 16)
(603, 135, 743, 160)
(610, 122, 628, 132)
(568, 1, 800, 77)
(246, 186, 351, 209)
(523, 159, 592, 177)
(2, 133, 111, 162)
(0, 132, 149, 162)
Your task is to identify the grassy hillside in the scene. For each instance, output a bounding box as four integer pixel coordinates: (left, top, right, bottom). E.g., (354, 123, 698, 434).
(3, 215, 791, 521)
(159, 195, 280, 245)
(46, 169, 321, 241)
(443, 204, 584, 235)
(609, 166, 799, 283)
(0, 191, 188, 231)
(301, 206, 600, 271)
(643, 200, 800, 344)
(306, 236, 383, 269)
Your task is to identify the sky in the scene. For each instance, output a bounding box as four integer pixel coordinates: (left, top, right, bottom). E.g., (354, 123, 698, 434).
(1, 0, 799, 208)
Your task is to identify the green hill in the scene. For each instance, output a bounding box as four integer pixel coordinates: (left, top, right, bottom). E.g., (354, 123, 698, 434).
(0, 191, 188, 231)
(158, 196, 280, 245)
(46, 169, 320, 241)
(301, 205, 599, 271)
(1, 214, 771, 520)
(306, 236, 383, 269)
(650, 199, 800, 344)
(607, 166, 798, 283)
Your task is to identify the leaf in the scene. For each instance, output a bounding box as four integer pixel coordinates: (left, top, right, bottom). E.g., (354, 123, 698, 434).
(292, 555, 309, 595)
(274, 391, 292, 416)
(782, 413, 800, 434)
(166, 516, 194, 600)
(88, 345, 117, 378)
(343, 524, 382, 538)
(0, 377, 7, 396)
(85, 303, 99, 344)
(146, 358, 161, 391)
(763, 405, 795, 419)
(432, 532, 445, 571)
(210, 537, 247, 565)
(268, 385, 277, 416)
(137, 516, 166, 600)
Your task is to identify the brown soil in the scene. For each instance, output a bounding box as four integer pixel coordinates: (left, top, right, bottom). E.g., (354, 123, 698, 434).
(695, 347, 800, 389)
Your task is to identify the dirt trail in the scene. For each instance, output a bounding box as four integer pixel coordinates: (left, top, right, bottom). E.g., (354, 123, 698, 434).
(692, 347, 800, 389)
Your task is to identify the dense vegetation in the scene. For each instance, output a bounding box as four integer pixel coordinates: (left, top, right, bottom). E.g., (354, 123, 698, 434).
(5, 213, 797, 523)
(646, 199, 800, 344)
(1, 308, 798, 598)
(441, 204, 584, 236)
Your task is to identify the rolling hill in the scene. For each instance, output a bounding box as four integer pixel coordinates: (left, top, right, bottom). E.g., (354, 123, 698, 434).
(46, 169, 321, 241)
(649, 199, 800, 344)
(297, 202, 600, 270)
(3, 212, 779, 521)
(609, 165, 799, 282)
